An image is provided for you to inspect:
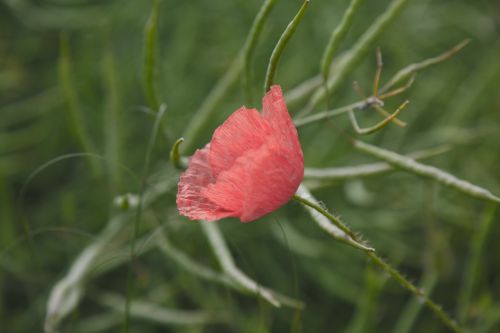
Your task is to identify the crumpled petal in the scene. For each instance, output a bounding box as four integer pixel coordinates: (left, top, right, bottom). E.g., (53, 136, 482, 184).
(208, 106, 270, 177)
(262, 85, 302, 155)
(204, 137, 303, 222)
(176, 144, 235, 221)
(177, 85, 304, 222)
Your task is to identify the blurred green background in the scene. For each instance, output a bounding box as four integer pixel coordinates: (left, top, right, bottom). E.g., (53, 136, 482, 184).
(1, 0, 499, 332)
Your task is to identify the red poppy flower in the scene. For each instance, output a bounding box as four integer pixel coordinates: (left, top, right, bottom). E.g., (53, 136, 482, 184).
(177, 85, 304, 222)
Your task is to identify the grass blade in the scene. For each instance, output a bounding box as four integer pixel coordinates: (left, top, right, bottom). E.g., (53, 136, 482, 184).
(100, 293, 228, 325)
(143, 0, 161, 111)
(353, 140, 500, 204)
(296, 183, 465, 333)
(183, 0, 277, 152)
(124, 106, 167, 332)
(200, 221, 304, 309)
(103, 44, 121, 188)
(59, 33, 100, 177)
(242, 0, 278, 104)
(294, 184, 374, 252)
(392, 271, 439, 333)
(307, 0, 410, 113)
(304, 145, 450, 180)
(320, 0, 365, 80)
(264, 0, 310, 93)
(381, 39, 471, 93)
(457, 204, 497, 324)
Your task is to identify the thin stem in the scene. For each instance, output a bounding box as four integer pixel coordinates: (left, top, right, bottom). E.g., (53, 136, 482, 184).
(295, 184, 465, 333)
(183, 0, 277, 152)
(292, 194, 356, 240)
(373, 104, 407, 127)
(45, 216, 125, 332)
(457, 204, 497, 324)
(348, 100, 408, 135)
(304, 144, 450, 180)
(392, 270, 439, 333)
(101, 293, 227, 325)
(169, 138, 185, 170)
(344, 266, 386, 333)
(307, 0, 410, 113)
(156, 231, 234, 287)
(264, 0, 310, 93)
(294, 185, 374, 252)
(380, 39, 470, 93)
(157, 225, 303, 308)
(353, 140, 500, 204)
(373, 47, 383, 96)
(143, 0, 160, 111)
(320, 0, 365, 80)
(367, 253, 465, 333)
(200, 221, 304, 309)
(103, 43, 121, 188)
(123, 106, 166, 332)
(58, 33, 100, 177)
(242, 0, 278, 105)
(294, 99, 365, 127)
(378, 73, 415, 99)
(44, 170, 178, 332)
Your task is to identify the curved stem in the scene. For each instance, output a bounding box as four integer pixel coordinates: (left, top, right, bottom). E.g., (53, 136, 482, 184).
(353, 140, 500, 204)
(264, 0, 310, 93)
(143, 0, 160, 111)
(169, 138, 185, 170)
(308, 0, 410, 112)
(292, 194, 356, 240)
(124, 105, 167, 332)
(293, 186, 465, 333)
(242, 0, 278, 105)
(320, 0, 365, 80)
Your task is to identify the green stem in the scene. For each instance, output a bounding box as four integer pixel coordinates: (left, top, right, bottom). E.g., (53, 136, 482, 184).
(58, 33, 100, 177)
(143, 0, 160, 111)
(292, 194, 356, 240)
(169, 138, 185, 170)
(294, 185, 465, 333)
(183, 0, 277, 152)
(320, 0, 365, 80)
(381, 39, 470, 93)
(304, 145, 450, 181)
(344, 266, 386, 333)
(353, 140, 500, 205)
(457, 204, 497, 324)
(367, 254, 465, 333)
(263, 0, 310, 93)
(294, 185, 374, 252)
(123, 106, 166, 332)
(103, 43, 121, 188)
(308, 0, 410, 112)
(242, 0, 278, 105)
(392, 270, 439, 333)
(200, 221, 304, 309)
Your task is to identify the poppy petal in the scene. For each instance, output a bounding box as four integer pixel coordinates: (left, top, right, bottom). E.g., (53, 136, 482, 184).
(208, 106, 270, 177)
(177, 145, 235, 221)
(262, 85, 302, 154)
(204, 137, 303, 222)
(177, 84, 304, 223)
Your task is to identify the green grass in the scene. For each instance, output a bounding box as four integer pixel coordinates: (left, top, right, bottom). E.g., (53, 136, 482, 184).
(1, 0, 500, 332)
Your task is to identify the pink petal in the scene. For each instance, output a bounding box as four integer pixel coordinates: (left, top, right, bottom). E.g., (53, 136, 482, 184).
(204, 136, 303, 222)
(208, 106, 270, 177)
(176, 145, 235, 221)
(262, 85, 303, 160)
(176, 84, 304, 223)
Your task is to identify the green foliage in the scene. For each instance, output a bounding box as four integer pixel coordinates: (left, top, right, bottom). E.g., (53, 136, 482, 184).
(1, 0, 500, 332)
